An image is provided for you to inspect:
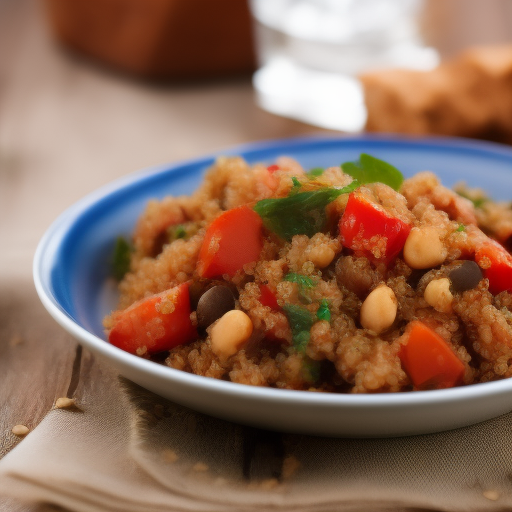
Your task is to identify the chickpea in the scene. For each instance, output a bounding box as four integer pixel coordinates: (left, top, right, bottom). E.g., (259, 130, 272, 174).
(360, 284, 397, 334)
(424, 277, 453, 313)
(307, 245, 336, 268)
(403, 226, 447, 269)
(210, 310, 253, 360)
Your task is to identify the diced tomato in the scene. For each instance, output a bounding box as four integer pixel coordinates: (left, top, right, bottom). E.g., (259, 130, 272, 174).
(108, 283, 196, 354)
(259, 284, 281, 310)
(399, 321, 465, 390)
(340, 191, 411, 264)
(197, 206, 263, 278)
(475, 239, 512, 294)
(261, 167, 280, 195)
(257, 284, 288, 342)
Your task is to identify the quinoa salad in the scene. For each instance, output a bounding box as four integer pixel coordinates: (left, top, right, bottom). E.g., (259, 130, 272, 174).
(104, 154, 512, 393)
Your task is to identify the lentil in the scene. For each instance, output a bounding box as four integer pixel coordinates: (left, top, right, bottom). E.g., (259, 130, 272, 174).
(449, 260, 483, 292)
(196, 285, 236, 330)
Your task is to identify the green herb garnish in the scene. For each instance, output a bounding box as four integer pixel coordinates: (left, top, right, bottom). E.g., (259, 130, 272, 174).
(316, 299, 331, 322)
(112, 236, 132, 281)
(456, 223, 466, 233)
(341, 153, 404, 191)
(307, 167, 325, 179)
(293, 331, 311, 352)
(283, 304, 315, 352)
(456, 190, 488, 209)
(173, 225, 187, 239)
(254, 182, 358, 241)
(284, 273, 315, 289)
(283, 304, 315, 332)
(167, 222, 199, 243)
(302, 357, 321, 383)
(284, 272, 316, 304)
(289, 176, 302, 196)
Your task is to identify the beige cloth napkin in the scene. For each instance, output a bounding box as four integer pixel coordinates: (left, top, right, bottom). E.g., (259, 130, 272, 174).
(1, 346, 512, 512)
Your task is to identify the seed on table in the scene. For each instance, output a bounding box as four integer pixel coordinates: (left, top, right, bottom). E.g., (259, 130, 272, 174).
(12, 424, 29, 436)
(282, 455, 301, 479)
(192, 462, 209, 472)
(260, 478, 279, 490)
(196, 285, 236, 330)
(162, 449, 179, 463)
(9, 334, 23, 346)
(483, 490, 500, 501)
(55, 397, 77, 409)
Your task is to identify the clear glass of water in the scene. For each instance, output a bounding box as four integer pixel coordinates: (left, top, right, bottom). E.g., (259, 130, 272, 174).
(249, 0, 439, 131)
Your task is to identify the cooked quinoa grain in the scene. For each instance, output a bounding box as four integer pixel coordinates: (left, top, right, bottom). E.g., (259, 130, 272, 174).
(104, 155, 512, 393)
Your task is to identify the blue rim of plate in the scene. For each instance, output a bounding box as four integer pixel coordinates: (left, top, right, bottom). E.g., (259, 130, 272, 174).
(33, 133, 512, 409)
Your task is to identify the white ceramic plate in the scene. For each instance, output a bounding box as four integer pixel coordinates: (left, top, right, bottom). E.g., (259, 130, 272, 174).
(34, 135, 512, 437)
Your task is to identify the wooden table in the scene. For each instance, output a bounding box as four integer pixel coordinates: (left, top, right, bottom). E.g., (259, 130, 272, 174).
(0, 1, 317, 509)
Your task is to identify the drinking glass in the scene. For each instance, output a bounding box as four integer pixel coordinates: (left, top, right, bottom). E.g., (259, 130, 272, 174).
(249, 0, 438, 131)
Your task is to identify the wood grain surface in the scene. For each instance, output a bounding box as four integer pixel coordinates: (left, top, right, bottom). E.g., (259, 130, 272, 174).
(0, 1, 315, 509)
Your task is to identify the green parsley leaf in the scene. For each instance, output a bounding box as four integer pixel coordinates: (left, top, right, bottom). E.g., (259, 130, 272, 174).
(284, 273, 315, 289)
(456, 190, 488, 209)
(302, 357, 321, 383)
(341, 153, 404, 191)
(289, 176, 302, 196)
(284, 272, 316, 304)
(456, 223, 466, 232)
(254, 182, 358, 241)
(282, 304, 315, 352)
(283, 304, 315, 332)
(307, 167, 325, 179)
(316, 299, 331, 322)
(173, 225, 187, 239)
(167, 222, 199, 243)
(294, 331, 311, 352)
(112, 236, 132, 281)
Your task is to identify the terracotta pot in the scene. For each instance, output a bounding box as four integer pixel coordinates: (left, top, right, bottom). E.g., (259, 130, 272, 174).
(43, 0, 256, 79)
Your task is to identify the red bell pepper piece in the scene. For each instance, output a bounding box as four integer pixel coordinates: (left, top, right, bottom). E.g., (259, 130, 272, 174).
(259, 284, 281, 310)
(258, 284, 289, 342)
(399, 321, 465, 390)
(197, 205, 263, 278)
(108, 283, 196, 354)
(261, 167, 280, 195)
(340, 191, 411, 264)
(475, 239, 512, 294)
